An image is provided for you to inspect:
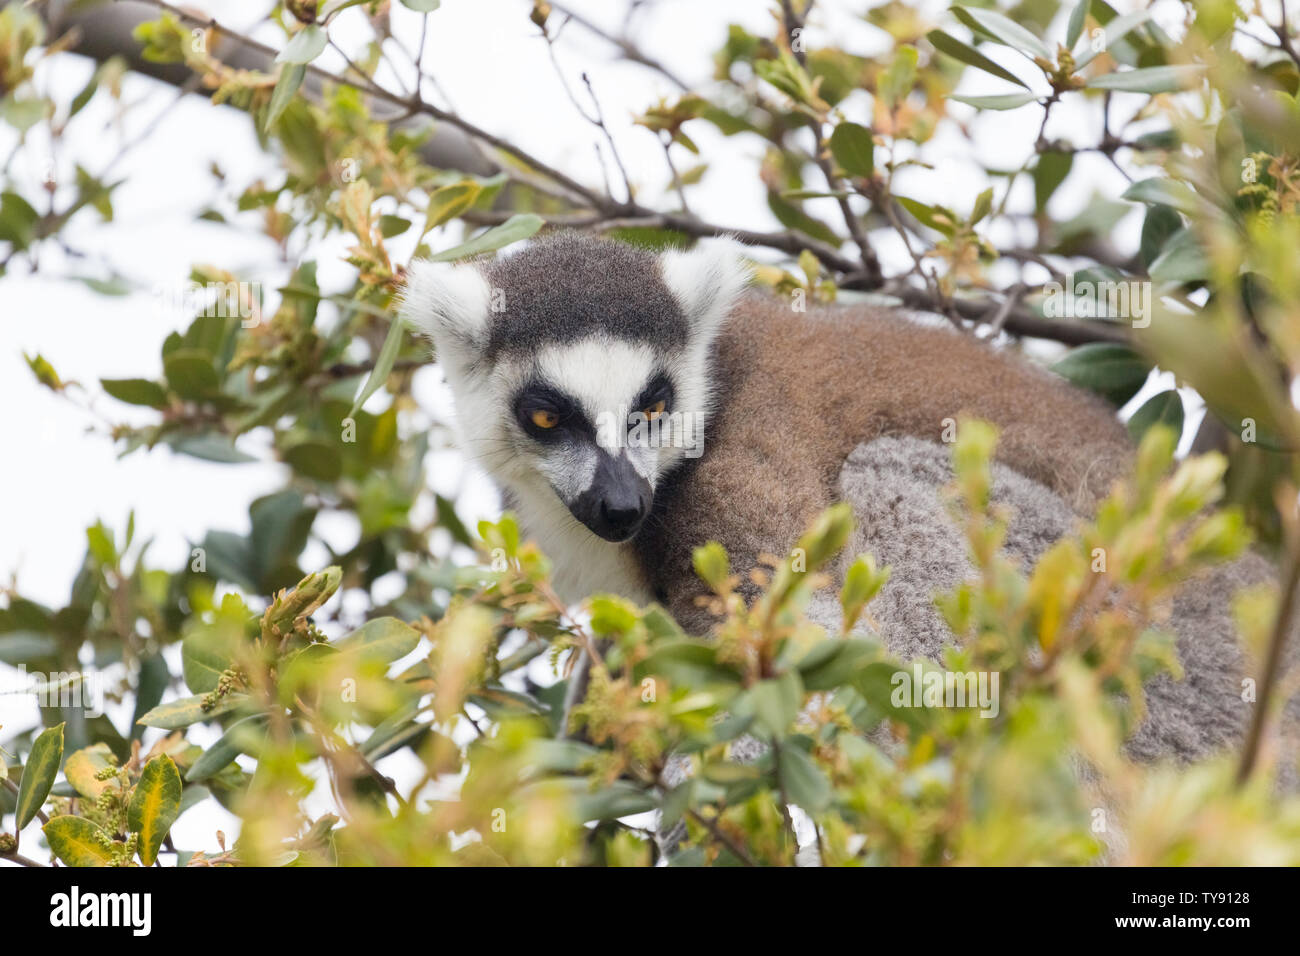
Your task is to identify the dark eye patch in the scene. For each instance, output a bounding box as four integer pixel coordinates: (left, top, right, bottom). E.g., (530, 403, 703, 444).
(632, 372, 674, 416)
(514, 382, 592, 441)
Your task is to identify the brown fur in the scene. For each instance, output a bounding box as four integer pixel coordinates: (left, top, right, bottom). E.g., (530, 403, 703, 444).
(636, 293, 1134, 629)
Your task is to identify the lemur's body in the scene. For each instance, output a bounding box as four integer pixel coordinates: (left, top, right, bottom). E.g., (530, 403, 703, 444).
(403, 231, 1293, 773)
(636, 292, 1131, 631)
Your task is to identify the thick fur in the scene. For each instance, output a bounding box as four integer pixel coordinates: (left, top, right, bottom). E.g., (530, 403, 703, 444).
(636, 292, 1133, 629)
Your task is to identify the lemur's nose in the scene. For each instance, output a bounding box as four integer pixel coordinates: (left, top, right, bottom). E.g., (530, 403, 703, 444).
(569, 451, 652, 542)
(600, 498, 645, 537)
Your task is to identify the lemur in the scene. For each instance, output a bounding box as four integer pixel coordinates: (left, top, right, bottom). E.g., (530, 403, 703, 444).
(402, 230, 1297, 773)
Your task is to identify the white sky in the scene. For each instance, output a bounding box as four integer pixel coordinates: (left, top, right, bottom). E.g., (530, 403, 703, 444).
(0, 0, 1209, 860)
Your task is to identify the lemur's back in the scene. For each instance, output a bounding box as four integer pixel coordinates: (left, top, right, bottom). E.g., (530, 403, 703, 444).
(636, 294, 1133, 625)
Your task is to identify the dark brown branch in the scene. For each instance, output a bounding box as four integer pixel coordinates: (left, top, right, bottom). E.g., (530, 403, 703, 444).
(889, 284, 1130, 345)
(45, 0, 494, 175)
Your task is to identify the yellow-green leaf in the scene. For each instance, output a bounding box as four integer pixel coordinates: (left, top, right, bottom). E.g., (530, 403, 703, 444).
(64, 742, 119, 800)
(43, 815, 115, 867)
(128, 755, 182, 866)
(422, 181, 481, 236)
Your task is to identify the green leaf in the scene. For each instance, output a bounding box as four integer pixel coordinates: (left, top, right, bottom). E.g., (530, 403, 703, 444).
(749, 671, 804, 736)
(335, 616, 422, 663)
(798, 638, 879, 691)
(1127, 390, 1184, 441)
(131, 654, 170, 742)
(101, 377, 168, 408)
(128, 755, 182, 866)
(1122, 178, 1201, 216)
(767, 193, 842, 245)
(349, 317, 406, 418)
(828, 122, 874, 178)
(879, 46, 918, 109)
(1149, 229, 1209, 283)
(2, 95, 48, 133)
(429, 213, 544, 262)
(572, 781, 658, 822)
(777, 744, 832, 813)
(16, 722, 63, 829)
(1073, 9, 1153, 70)
(949, 91, 1038, 110)
(379, 214, 411, 238)
(1051, 343, 1152, 406)
(1034, 152, 1073, 213)
(896, 196, 958, 236)
(277, 24, 327, 65)
(283, 439, 343, 482)
(43, 816, 114, 867)
(137, 693, 249, 729)
(163, 348, 219, 400)
(265, 62, 305, 132)
(186, 715, 266, 783)
(169, 433, 257, 464)
(0, 631, 57, 664)
(692, 541, 730, 591)
(1086, 65, 1204, 94)
(1065, 0, 1091, 50)
(840, 556, 890, 633)
(182, 616, 243, 694)
(1139, 205, 1183, 271)
(24, 351, 61, 389)
(951, 6, 1051, 61)
(0, 191, 39, 250)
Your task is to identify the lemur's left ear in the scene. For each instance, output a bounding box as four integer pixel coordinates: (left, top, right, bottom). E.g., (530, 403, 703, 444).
(660, 238, 752, 340)
(399, 260, 493, 367)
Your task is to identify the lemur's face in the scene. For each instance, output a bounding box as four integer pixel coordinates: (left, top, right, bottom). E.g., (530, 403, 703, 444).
(401, 233, 749, 543)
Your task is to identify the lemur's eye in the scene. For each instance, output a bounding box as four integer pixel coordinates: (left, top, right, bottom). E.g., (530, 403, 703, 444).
(643, 399, 666, 421)
(531, 409, 560, 429)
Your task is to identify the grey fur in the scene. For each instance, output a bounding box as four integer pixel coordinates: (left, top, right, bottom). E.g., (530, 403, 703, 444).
(481, 232, 691, 360)
(816, 435, 1297, 774)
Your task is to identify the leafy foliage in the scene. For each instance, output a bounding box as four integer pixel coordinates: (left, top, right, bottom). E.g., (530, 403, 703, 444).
(2, 0, 1300, 865)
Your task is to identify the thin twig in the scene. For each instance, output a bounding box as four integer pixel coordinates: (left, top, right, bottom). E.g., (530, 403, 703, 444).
(1236, 524, 1300, 785)
(687, 808, 758, 866)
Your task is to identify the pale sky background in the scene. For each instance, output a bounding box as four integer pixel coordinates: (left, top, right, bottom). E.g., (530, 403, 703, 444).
(0, 0, 1213, 861)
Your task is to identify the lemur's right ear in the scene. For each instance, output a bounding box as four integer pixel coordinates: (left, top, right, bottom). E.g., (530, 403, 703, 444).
(659, 238, 752, 342)
(399, 260, 493, 364)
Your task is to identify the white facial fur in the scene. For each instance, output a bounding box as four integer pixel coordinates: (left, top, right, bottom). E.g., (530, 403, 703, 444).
(400, 238, 751, 604)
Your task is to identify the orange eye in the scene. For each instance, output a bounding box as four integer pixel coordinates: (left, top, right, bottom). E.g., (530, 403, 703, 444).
(643, 399, 666, 421)
(530, 408, 559, 429)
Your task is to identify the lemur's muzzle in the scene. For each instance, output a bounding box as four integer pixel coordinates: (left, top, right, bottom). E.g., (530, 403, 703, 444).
(569, 450, 651, 542)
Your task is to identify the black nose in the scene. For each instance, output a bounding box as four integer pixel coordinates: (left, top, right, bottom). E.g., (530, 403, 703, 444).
(600, 498, 645, 538)
(569, 451, 652, 542)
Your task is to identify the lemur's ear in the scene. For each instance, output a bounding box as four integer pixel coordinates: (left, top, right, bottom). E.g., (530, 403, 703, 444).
(660, 238, 751, 340)
(399, 260, 493, 365)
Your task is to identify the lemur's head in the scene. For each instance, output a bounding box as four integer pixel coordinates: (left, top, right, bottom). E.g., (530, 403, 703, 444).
(401, 232, 750, 543)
